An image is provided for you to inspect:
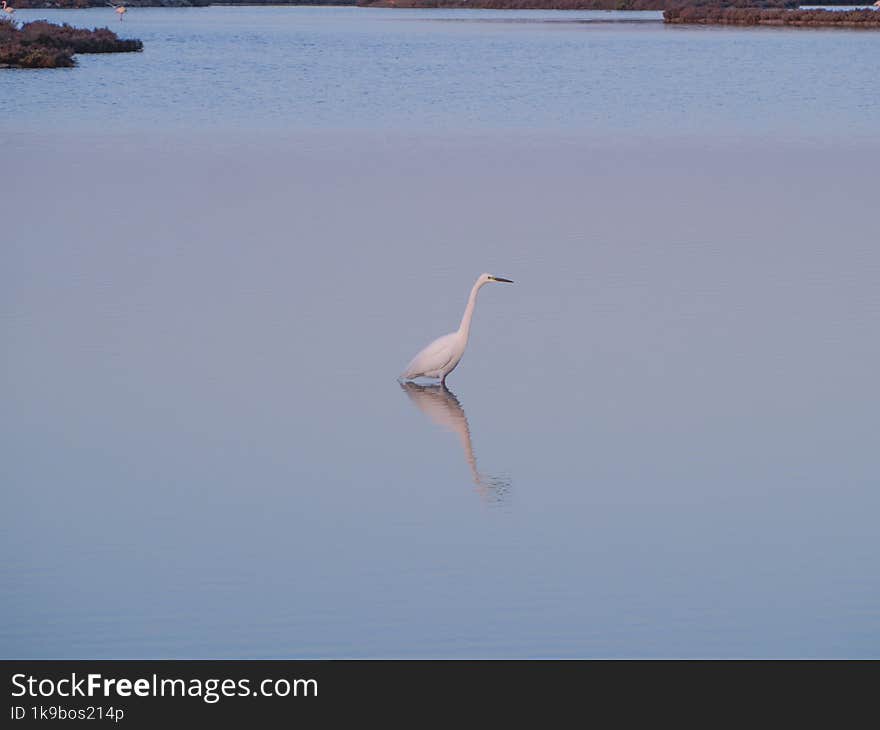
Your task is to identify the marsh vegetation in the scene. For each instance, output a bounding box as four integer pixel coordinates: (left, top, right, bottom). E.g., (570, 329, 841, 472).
(0, 17, 142, 68)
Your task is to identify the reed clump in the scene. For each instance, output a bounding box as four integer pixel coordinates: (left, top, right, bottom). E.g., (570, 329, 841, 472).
(0, 16, 142, 68)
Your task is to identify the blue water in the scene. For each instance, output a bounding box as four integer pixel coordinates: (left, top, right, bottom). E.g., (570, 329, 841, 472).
(2, 6, 879, 136)
(2, 8, 879, 658)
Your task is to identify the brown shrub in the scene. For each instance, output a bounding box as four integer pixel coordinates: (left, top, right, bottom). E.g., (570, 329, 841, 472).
(19, 21, 144, 54)
(664, 6, 880, 24)
(0, 17, 142, 68)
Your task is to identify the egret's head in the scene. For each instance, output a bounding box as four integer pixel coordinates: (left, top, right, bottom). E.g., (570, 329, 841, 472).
(480, 273, 514, 285)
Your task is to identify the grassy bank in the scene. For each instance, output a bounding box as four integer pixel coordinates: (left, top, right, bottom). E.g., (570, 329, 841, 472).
(0, 17, 143, 68)
(664, 6, 880, 25)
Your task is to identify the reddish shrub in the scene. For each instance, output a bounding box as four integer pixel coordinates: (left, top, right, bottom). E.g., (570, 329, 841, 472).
(0, 16, 141, 68)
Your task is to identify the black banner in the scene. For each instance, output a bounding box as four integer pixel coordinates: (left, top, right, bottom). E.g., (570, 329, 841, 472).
(1, 660, 870, 725)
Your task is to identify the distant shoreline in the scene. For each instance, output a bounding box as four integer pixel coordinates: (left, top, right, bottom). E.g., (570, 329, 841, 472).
(9, 0, 870, 8)
(664, 5, 880, 24)
(8, 1, 880, 33)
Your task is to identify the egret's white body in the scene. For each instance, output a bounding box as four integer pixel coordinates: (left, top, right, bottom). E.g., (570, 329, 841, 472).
(400, 273, 513, 385)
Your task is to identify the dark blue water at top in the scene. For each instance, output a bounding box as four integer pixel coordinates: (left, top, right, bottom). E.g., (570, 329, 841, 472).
(2, 7, 879, 136)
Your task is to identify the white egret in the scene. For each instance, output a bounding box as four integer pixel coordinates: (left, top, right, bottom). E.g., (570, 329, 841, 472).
(399, 273, 513, 385)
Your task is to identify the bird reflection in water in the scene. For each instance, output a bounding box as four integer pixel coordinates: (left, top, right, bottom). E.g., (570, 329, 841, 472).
(399, 382, 511, 505)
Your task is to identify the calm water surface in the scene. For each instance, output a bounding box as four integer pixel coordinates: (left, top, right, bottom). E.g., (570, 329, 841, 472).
(3, 6, 880, 135)
(2, 8, 879, 657)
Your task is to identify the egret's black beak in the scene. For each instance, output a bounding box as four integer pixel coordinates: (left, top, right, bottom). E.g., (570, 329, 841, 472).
(491, 276, 514, 283)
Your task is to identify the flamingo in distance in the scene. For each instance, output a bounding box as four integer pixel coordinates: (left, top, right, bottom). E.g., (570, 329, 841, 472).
(108, 2, 126, 20)
(2, 1, 14, 16)
(400, 273, 513, 386)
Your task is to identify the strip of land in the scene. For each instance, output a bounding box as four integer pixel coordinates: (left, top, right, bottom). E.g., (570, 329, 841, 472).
(0, 0, 806, 7)
(357, 0, 794, 8)
(0, 18, 142, 67)
(10, 0, 876, 8)
(664, 6, 880, 25)
(4, 0, 880, 49)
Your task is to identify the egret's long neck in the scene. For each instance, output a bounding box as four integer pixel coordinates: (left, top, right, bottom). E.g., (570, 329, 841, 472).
(457, 278, 484, 342)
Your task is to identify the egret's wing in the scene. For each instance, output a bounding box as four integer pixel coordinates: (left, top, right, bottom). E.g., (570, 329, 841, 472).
(401, 333, 456, 379)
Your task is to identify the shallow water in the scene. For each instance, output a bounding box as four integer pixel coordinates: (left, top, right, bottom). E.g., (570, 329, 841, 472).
(2, 8, 879, 658)
(3, 6, 880, 136)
